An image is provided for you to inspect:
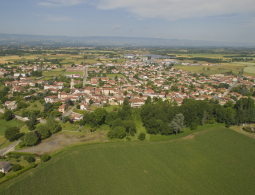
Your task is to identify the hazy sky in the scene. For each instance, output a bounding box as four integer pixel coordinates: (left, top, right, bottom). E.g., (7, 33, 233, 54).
(1, 0, 255, 43)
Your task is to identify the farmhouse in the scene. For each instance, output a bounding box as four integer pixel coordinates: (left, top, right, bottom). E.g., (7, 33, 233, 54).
(0, 161, 12, 173)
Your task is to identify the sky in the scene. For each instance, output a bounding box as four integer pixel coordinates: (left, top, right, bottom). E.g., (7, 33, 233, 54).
(0, 0, 255, 43)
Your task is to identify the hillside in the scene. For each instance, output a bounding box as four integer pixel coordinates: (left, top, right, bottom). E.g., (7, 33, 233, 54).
(0, 127, 254, 195)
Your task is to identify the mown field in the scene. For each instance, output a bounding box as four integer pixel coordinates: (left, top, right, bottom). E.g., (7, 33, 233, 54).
(244, 66, 255, 74)
(0, 127, 254, 195)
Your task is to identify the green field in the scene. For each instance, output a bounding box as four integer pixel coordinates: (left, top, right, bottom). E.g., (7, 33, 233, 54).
(174, 65, 243, 76)
(0, 117, 26, 136)
(0, 126, 254, 195)
(42, 71, 63, 77)
(244, 66, 255, 74)
(64, 71, 83, 77)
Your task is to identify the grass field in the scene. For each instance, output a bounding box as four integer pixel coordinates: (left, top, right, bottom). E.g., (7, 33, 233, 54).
(64, 71, 83, 76)
(0, 126, 254, 195)
(42, 71, 63, 77)
(0, 117, 26, 136)
(244, 66, 255, 74)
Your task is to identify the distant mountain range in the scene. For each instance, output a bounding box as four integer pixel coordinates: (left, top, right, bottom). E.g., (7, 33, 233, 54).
(0, 34, 254, 47)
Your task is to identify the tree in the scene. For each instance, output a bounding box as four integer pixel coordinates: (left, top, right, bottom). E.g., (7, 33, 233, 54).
(107, 126, 126, 139)
(201, 110, 207, 126)
(64, 88, 71, 93)
(123, 91, 128, 96)
(169, 113, 185, 135)
(124, 120, 137, 135)
(4, 127, 21, 141)
(145, 96, 152, 105)
(4, 109, 13, 121)
(89, 99, 94, 105)
(138, 132, 146, 141)
(46, 118, 62, 134)
(24, 132, 39, 146)
(41, 153, 51, 162)
(37, 125, 51, 139)
(114, 126, 126, 139)
(76, 105, 80, 109)
(91, 108, 108, 127)
(26, 113, 37, 130)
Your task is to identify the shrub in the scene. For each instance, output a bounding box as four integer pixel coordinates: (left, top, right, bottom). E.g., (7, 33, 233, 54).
(12, 154, 20, 159)
(190, 122, 197, 130)
(41, 153, 51, 162)
(138, 133, 146, 141)
(30, 162, 37, 168)
(12, 164, 22, 172)
(126, 136, 131, 141)
(26, 156, 35, 163)
(18, 141, 25, 148)
(0, 172, 5, 178)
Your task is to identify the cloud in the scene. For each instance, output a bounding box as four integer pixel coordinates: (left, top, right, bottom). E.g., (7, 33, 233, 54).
(39, 0, 255, 21)
(97, 0, 255, 21)
(111, 25, 121, 30)
(38, 0, 85, 7)
(44, 15, 72, 22)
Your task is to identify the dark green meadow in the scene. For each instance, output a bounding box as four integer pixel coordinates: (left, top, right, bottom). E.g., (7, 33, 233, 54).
(0, 127, 254, 195)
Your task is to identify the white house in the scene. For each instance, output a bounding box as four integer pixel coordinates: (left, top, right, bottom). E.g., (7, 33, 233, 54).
(0, 161, 12, 173)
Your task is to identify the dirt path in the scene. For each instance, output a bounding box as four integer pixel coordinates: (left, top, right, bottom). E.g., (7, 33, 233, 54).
(18, 132, 107, 154)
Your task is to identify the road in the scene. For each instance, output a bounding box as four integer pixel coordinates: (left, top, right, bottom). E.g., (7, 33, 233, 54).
(222, 67, 244, 97)
(0, 140, 21, 156)
(63, 105, 76, 117)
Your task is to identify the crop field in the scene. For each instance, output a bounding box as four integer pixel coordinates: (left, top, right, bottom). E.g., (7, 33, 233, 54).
(174, 65, 243, 76)
(0, 127, 254, 195)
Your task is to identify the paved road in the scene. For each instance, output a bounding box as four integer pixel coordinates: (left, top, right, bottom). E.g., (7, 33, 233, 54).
(63, 105, 76, 117)
(223, 67, 244, 97)
(0, 140, 21, 156)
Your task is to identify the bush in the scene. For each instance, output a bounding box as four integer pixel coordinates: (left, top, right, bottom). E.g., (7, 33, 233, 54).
(190, 122, 197, 130)
(126, 136, 131, 141)
(138, 133, 146, 141)
(30, 162, 37, 168)
(41, 153, 51, 162)
(12, 164, 22, 172)
(0, 172, 5, 178)
(12, 154, 20, 159)
(26, 156, 35, 163)
(18, 141, 25, 148)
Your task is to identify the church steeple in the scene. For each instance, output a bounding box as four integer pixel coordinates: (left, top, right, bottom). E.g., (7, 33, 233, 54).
(71, 75, 74, 89)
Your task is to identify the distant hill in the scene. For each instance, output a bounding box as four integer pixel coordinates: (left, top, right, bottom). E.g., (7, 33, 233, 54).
(0, 33, 254, 47)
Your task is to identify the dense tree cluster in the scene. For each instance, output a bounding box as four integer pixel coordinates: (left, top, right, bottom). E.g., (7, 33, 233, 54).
(140, 97, 255, 135)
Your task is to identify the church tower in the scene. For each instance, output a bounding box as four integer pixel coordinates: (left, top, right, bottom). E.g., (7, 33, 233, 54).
(71, 75, 74, 89)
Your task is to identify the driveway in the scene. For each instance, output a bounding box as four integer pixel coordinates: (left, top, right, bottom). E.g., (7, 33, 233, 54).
(0, 140, 21, 156)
